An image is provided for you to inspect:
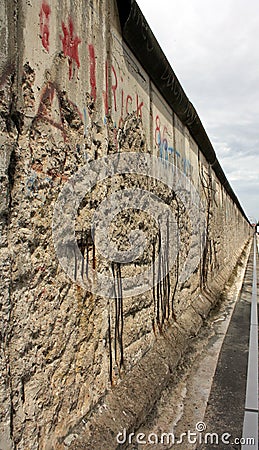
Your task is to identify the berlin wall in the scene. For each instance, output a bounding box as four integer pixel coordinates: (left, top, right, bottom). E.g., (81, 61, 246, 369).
(0, 0, 251, 448)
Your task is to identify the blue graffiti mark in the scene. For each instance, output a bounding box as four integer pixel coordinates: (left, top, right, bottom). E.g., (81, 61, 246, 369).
(160, 143, 180, 161)
(159, 143, 192, 177)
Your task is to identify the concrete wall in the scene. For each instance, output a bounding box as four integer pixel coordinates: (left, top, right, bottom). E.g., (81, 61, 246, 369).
(0, 1, 251, 449)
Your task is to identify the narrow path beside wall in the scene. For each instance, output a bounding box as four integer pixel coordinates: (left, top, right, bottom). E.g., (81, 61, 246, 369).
(122, 237, 257, 450)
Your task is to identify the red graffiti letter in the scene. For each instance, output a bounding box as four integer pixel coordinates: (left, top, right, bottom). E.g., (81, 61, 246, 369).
(111, 65, 118, 112)
(155, 115, 161, 146)
(39, 1, 51, 52)
(136, 94, 144, 117)
(88, 44, 96, 102)
(60, 17, 81, 80)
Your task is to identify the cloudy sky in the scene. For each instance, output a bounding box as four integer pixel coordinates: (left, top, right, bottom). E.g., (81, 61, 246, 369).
(137, 0, 259, 222)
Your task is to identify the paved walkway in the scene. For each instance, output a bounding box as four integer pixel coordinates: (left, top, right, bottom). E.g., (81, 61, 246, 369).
(242, 235, 258, 449)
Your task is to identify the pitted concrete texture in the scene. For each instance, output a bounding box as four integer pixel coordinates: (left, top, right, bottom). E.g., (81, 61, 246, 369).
(57, 243, 251, 450)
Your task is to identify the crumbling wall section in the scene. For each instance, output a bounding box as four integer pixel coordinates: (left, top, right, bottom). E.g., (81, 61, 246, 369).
(0, 1, 251, 449)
